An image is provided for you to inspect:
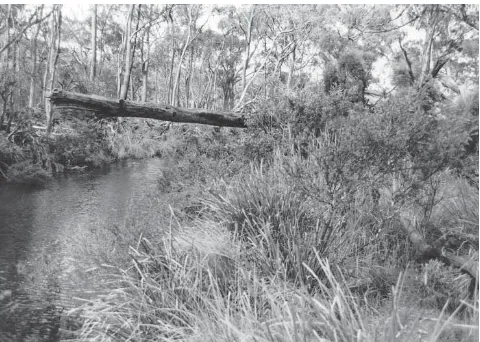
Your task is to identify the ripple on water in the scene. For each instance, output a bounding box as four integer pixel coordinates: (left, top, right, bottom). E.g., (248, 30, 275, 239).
(0, 158, 166, 341)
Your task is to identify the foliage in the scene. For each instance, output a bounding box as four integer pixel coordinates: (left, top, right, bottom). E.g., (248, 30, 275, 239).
(0, 4, 478, 341)
(0, 134, 25, 179)
(324, 48, 374, 104)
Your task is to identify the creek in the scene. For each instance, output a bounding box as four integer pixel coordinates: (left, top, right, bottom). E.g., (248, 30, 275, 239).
(0, 158, 167, 341)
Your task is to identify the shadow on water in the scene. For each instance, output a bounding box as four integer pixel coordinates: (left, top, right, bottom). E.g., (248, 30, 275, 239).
(0, 158, 166, 341)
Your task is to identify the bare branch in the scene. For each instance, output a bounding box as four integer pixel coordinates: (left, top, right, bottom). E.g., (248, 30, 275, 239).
(398, 38, 415, 86)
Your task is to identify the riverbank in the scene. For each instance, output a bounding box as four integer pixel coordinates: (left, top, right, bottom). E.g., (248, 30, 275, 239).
(0, 109, 171, 184)
(0, 106, 257, 186)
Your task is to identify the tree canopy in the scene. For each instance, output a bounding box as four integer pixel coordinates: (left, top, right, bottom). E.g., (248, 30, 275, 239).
(0, 4, 476, 121)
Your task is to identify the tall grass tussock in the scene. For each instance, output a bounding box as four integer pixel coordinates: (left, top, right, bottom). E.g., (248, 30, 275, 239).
(64, 134, 478, 341)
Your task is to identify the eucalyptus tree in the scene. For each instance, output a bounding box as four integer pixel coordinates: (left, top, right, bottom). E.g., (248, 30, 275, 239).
(43, 4, 62, 135)
(223, 4, 259, 92)
(170, 4, 208, 106)
(340, 4, 478, 96)
(97, 5, 125, 98)
(0, 4, 51, 129)
(119, 4, 140, 100)
(28, 5, 44, 108)
(140, 5, 153, 102)
(90, 4, 97, 83)
(186, 28, 225, 110)
(217, 32, 243, 110)
(412, 5, 470, 90)
(232, 5, 334, 109)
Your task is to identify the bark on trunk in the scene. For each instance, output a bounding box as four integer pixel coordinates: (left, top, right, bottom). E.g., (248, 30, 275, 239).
(90, 4, 97, 82)
(119, 4, 138, 100)
(154, 67, 158, 103)
(171, 29, 190, 106)
(116, 52, 122, 98)
(0, 5, 12, 130)
(185, 45, 194, 108)
(141, 23, 150, 102)
(44, 5, 62, 136)
(28, 8, 42, 108)
(171, 5, 203, 106)
(241, 6, 256, 92)
(167, 21, 175, 104)
(287, 45, 296, 89)
(417, 5, 441, 89)
(48, 89, 246, 128)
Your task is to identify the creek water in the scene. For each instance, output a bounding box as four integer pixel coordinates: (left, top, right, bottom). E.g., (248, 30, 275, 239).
(0, 158, 167, 341)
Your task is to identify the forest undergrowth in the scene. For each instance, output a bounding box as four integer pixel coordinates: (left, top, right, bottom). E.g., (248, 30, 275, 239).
(59, 86, 479, 341)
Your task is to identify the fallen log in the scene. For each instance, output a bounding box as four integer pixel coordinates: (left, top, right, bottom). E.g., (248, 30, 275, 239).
(47, 89, 247, 128)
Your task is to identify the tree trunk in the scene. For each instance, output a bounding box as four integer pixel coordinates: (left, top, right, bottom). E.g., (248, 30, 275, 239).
(417, 5, 440, 88)
(141, 7, 151, 102)
(0, 5, 12, 130)
(167, 20, 175, 104)
(172, 5, 203, 106)
(185, 45, 194, 107)
(6, 40, 15, 132)
(4, 5, 11, 68)
(241, 6, 256, 92)
(128, 6, 141, 100)
(28, 6, 42, 108)
(44, 5, 62, 136)
(7, 8, 17, 132)
(9, 39, 18, 119)
(287, 45, 296, 89)
(154, 67, 158, 103)
(90, 4, 97, 83)
(117, 52, 122, 98)
(119, 4, 137, 100)
(48, 89, 246, 128)
(171, 31, 190, 106)
(130, 76, 135, 100)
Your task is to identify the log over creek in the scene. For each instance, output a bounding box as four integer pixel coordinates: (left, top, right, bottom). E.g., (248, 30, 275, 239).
(47, 89, 478, 288)
(47, 89, 247, 128)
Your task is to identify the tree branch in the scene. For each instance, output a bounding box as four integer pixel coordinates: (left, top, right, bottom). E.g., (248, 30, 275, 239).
(398, 38, 415, 86)
(0, 6, 53, 55)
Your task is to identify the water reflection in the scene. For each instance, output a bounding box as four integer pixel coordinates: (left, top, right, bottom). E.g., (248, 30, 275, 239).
(0, 158, 166, 341)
